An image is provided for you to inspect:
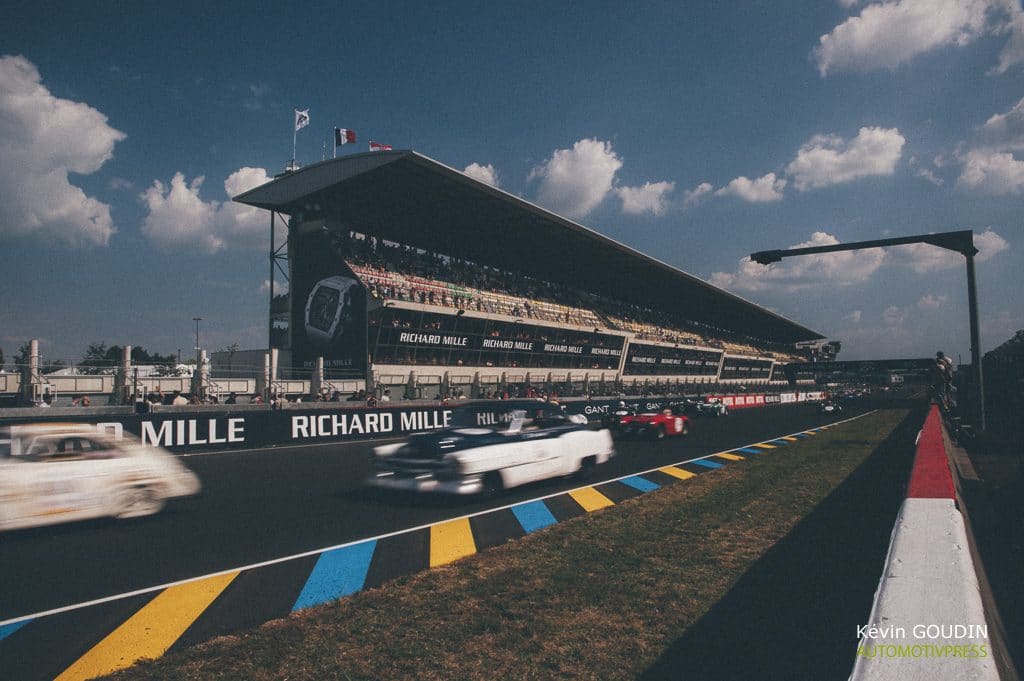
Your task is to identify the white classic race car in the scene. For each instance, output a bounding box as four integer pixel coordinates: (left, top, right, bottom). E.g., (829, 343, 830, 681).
(367, 409, 614, 495)
(0, 424, 202, 531)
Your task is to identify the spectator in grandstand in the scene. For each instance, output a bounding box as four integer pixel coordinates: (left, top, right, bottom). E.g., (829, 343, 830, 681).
(225, 392, 238, 405)
(172, 390, 188, 406)
(251, 393, 264, 405)
(330, 390, 342, 401)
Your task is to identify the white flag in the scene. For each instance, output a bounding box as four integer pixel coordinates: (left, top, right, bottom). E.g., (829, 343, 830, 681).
(294, 109, 310, 131)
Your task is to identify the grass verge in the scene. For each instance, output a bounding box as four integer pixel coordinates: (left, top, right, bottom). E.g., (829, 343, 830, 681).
(108, 409, 913, 680)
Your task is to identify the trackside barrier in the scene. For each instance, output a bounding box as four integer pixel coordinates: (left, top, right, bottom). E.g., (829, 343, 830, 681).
(0, 394, 808, 454)
(849, 405, 998, 680)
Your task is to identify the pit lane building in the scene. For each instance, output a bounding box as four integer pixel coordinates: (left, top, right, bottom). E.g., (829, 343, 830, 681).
(234, 150, 827, 398)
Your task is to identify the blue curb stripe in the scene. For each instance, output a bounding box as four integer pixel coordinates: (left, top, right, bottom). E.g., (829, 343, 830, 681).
(767, 439, 789, 445)
(0, 619, 30, 642)
(691, 459, 724, 469)
(620, 476, 660, 493)
(511, 501, 558, 534)
(735, 447, 763, 455)
(292, 539, 377, 612)
(794, 433, 809, 438)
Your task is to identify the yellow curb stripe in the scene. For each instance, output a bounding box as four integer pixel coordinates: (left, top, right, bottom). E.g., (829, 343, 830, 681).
(429, 517, 477, 567)
(803, 431, 817, 435)
(751, 443, 777, 449)
(782, 436, 799, 442)
(55, 571, 239, 681)
(569, 486, 615, 512)
(716, 453, 745, 461)
(659, 466, 696, 480)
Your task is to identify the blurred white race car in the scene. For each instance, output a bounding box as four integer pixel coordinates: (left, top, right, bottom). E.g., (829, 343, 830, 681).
(368, 409, 614, 496)
(0, 424, 201, 531)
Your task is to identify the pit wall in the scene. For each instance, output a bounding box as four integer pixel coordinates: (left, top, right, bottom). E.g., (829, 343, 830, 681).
(0, 392, 823, 454)
(849, 405, 999, 680)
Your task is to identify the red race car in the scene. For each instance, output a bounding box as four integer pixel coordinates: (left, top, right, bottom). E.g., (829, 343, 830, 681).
(616, 406, 692, 440)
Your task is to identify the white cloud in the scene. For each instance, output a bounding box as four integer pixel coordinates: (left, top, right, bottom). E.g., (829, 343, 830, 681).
(909, 156, 944, 185)
(109, 177, 133, 190)
(844, 310, 863, 323)
(979, 96, 1024, 150)
(956, 149, 1024, 193)
(715, 173, 786, 202)
(615, 180, 675, 216)
(786, 127, 905, 190)
(883, 305, 906, 325)
(957, 97, 1024, 194)
(709, 231, 887, 292)
(918, 294, 949, 309)
(0, 54, 126, 247)
(140, 167, 272, 253)
(528, 138, 623, 218)
(463, 162, 499, 187)
(813, 0, 998, 76)
(993, 5, 1024, 74)
(682, 181, 714, 207)
(891, 228, 1009, 272)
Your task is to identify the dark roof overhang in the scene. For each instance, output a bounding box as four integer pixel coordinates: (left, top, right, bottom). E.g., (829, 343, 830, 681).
(235, 150, 824, 344)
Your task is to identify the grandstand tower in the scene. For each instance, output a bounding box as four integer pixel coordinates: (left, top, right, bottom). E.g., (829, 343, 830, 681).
(234, 150, 826, 398)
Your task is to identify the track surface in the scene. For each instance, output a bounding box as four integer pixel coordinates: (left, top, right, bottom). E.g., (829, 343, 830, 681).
(0, 401, 872, 622)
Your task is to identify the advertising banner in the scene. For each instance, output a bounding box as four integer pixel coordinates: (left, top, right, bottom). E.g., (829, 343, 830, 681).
(623, 344, 722, 376)
(291, 231, 367, 376)
(0, 393, 799, 455)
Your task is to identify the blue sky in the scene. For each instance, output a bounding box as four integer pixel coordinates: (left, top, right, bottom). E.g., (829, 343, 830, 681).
(1, 0, 1022, 364)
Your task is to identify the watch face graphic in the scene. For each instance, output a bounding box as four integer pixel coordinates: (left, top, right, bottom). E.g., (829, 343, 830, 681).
(304, 275, 359, 348)
(308, 286, 341, 333)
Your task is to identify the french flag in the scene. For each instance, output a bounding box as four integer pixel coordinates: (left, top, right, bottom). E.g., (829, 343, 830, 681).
(334, 128, 356, 146)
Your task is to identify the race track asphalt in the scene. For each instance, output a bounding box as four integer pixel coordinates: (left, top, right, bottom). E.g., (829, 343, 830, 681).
(0, 400, 877, 622)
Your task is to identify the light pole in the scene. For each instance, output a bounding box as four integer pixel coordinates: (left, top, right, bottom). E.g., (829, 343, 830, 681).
(193, 317, 202, 355)
(750, 229, 985, 431)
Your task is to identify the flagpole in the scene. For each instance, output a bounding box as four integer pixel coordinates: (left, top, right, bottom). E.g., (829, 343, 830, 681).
(292, 120, 297, 170)
(333, 128, 337, 159)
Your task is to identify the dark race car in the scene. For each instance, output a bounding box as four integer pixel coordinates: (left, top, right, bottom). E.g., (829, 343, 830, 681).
(616, 406, 692, 440)
(818, 400, 843, 416)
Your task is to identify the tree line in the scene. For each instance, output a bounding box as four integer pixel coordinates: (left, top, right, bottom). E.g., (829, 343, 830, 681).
(0, 342, 187, 376)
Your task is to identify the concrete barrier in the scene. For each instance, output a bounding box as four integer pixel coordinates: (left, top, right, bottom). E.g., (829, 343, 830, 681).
(849, 405, 999, 680)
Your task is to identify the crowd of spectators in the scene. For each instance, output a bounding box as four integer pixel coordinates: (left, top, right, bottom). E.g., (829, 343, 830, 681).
(340, 232, 810, 361)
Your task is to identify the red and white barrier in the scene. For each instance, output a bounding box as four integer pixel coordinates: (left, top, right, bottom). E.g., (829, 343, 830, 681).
(849, 406, 998, 680)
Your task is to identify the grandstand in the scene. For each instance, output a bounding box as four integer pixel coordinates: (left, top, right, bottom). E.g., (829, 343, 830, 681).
(233, 150, 827, 398)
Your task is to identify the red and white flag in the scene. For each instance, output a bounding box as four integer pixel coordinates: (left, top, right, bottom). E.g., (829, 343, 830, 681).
(335, 128, 356, 146)
(368, 141, 392, 152)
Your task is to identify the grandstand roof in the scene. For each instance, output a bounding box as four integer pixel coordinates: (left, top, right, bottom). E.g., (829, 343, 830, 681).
(234, 150, 824, 344)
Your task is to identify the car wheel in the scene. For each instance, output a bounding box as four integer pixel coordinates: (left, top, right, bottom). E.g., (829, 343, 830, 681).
(681, 422, 690, 435)
(115, 485, 165, 519)
(481, 472, 504, 498)
(575, 456, 597, 481)
(651, 426, 666, 440)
